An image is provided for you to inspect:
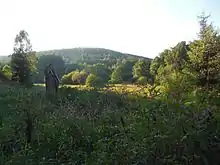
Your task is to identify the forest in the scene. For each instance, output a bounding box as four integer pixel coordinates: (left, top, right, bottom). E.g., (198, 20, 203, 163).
(0, 13, 220, 164)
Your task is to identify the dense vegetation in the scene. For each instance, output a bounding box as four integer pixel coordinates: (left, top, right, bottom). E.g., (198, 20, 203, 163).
(0, 47, 149, 64)
(0, 49, 151, 86)
(1, 13, 220, 164)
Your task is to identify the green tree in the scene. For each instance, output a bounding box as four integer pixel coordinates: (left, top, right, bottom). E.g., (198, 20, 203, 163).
(11, 30, 37, 85)
(84, 63, 111, 82)
(109, 65, 123, 84)
(86, 74, 104, 87)
(65, 63, 83, 74)
(187, 13, 220, 88)
(2, 64, 12, 80)
(165, 41, 189, 71)
(61, 72, 73, 85)
(71, 70, 88, 85)
(121, 59, 136, 82)
(35, 55, 65, 83)
(150, 49, 169, 81)
(136, 76, 148, 85)
(133, 59, 152, 84)
(151, 41, 189, 85)
(150, 56, 163, 76)
(133, 59, 151, 78)
(61, 70, 88, 85)
(109, 60, 136, 83)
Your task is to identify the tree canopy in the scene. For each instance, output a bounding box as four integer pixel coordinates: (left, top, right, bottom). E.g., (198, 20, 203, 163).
(10, 30, 37, 86)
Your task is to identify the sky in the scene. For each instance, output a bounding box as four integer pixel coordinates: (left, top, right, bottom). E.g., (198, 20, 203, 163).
(0, 0, 219, 58)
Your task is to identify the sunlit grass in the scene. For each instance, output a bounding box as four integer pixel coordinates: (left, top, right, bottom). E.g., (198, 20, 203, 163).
(35, 83, 151, 97)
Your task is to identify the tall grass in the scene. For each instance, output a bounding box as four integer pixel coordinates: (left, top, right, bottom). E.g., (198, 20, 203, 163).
(0, 85, 220, 164)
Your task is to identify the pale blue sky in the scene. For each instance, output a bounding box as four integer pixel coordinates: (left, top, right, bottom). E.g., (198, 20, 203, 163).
(0, 0, 219, 58)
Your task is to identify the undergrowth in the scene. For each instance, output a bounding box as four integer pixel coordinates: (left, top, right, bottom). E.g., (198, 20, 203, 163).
(0, 85, 220, 165)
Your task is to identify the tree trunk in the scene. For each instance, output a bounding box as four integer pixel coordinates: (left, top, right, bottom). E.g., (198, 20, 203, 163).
(44, 64, 59, 95)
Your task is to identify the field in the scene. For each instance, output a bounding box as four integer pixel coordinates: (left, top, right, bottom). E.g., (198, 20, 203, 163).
(0, 84, 220, 165)
(35, 84, 152, 97)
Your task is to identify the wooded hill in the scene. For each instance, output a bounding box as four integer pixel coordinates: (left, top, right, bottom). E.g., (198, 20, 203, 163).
(0, 47, 151, 64)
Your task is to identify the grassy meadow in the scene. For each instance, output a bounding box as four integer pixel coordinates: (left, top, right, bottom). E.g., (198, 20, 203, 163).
(1, 8, 220, 165)
(0, 83, 220, 165)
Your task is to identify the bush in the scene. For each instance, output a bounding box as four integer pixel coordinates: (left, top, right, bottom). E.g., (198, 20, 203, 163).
(61, 70, 88, 85)
(61, 72, 73, 84)
(2, 65, 12, 80)
(1, 85, 220, 164)
(136, 76, 148, 85)
(72, 70, 88, 85)
(86, 74, 104, 87)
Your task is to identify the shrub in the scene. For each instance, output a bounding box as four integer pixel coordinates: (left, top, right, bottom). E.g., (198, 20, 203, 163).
(136, 76, 148, 85)
(2, 65, 12, 80)
(86, 74, 104, 87)
(72, 70, 88, 85)
(61, 72, 73, 84)
(61, 70, 88, 85)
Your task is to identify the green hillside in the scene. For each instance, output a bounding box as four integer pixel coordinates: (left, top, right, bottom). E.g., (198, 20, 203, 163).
(0, 47, 151, 64)
(36, 47, 151, 64)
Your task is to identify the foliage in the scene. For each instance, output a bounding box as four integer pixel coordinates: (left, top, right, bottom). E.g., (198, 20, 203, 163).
(133, 59, 151, 78)
(1, 12, 220, 165)
(0, 83, 220, 164)
(2, 65, 12, 80)
(109, 65, 123, 83)
(136, 76, 148, 85)
(150, 56, 163, 76)
(61, 72, 73, 85)
(187, 13, 220, 88)
(149, 13, 220, 92)
(86, 74, 104, 87)
(35, 55, 65, 83)
(109, 60, 136, 83)
(133, 59, 153, 84)
(61, 70, 88, 85)
(150, 41, 189, 86)
(121, 59, 137, 81)
(64, 63, 83, 74)
(36, 48, 150, 64)
(10, 30, 37, 86)
(84, 63, 111, 83)
(71, 70, 88, 85)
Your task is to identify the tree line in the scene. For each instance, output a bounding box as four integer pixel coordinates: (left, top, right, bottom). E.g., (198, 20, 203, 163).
(0, 13, 219, 89)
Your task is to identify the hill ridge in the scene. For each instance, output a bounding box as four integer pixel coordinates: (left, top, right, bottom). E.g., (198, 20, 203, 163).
(0, 47, 151, 64)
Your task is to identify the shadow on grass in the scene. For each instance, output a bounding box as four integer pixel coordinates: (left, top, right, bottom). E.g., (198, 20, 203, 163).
(1, 84, 219, 164)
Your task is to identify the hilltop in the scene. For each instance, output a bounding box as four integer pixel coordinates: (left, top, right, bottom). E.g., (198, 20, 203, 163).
(0, 47, 151, 64)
